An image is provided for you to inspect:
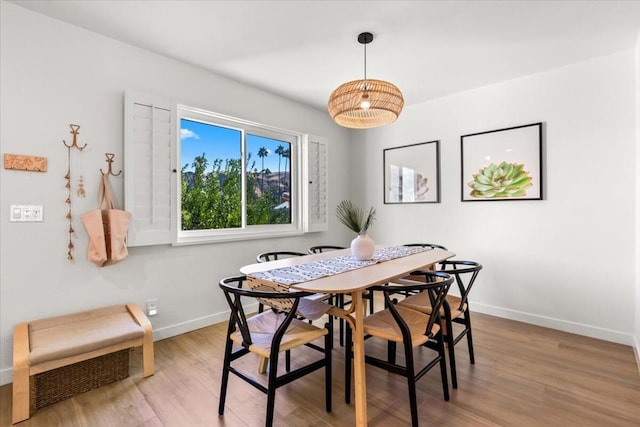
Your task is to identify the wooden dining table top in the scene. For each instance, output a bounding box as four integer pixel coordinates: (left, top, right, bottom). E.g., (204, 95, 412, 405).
(240, 247, 456, 294)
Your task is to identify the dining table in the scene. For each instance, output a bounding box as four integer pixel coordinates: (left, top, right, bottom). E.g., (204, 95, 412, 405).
(240, 245, 455, 427)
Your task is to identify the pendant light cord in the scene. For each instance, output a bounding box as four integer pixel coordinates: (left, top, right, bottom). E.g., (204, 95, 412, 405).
(363, 41, 367, 82)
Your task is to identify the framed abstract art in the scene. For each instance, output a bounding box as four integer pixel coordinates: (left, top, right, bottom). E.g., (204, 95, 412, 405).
(383, 140, 440, 204)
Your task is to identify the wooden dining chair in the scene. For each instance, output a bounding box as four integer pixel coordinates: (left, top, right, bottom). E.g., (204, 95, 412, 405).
(308, 244, 376, 346)
(399, 260, 482, 389)
(345, 270, 454, 427)
(218, 276, 333, 427)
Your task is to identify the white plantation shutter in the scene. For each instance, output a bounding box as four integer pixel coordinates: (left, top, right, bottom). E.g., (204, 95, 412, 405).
(304, 134, 328, 232)
(124, 91, 324, 245)
(124, 91, 175, 246)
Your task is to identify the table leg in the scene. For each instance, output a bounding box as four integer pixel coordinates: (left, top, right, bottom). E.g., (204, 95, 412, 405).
(351, 291, 368, 427)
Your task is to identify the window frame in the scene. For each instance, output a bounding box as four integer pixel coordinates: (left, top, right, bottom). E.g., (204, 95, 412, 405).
(172, 105, 305, 245)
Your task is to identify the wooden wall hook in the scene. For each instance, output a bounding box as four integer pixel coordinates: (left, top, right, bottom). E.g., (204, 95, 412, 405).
(101, 153, 122, 177)
(62, 124, 87, 151)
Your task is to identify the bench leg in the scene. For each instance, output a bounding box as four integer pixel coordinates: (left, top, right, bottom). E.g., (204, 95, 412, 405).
(12, 365, 29, 424)
(127, 304, 155, 377)
(13, 323, 30, 424)
(142, 331, 155, 377)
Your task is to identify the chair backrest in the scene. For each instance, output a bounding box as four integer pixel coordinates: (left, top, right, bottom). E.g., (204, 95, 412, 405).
(404, 243, 448, 251)
(400, 243, 448, 278)
(439, 260, 482, 310)
(256, 251, 307, 263)
(308, 245, 346, 254)
(219, 276, 313, 348)
(372, 270, 453, 339)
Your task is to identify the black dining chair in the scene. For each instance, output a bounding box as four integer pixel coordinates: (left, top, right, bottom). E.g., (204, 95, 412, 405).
(345, 270, 454, 427)
(308, 245, 376, 346)
(308, 245, 346, 254)
(399, 260, 482, 389)
(256, 250, 308, 262)
(254, 250, 334, 371)
(403, 243, 448, 273)
(404, 243, 448, 251)
(218, 275, 333, 427)
(385, 243, 449, 300)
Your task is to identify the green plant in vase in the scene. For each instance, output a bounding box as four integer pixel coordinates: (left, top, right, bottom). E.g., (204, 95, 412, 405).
(336, 200, 376, 260)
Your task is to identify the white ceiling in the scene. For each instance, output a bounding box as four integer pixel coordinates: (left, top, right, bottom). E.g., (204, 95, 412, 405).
(9, 1, 640, 112)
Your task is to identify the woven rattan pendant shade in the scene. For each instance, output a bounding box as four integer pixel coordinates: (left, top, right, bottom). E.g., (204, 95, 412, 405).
(328, 32, 404, 129)
(328, 79, 403, 129)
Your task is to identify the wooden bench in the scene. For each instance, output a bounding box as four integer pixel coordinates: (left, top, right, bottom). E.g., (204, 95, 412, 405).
(12, 304, 154, 424)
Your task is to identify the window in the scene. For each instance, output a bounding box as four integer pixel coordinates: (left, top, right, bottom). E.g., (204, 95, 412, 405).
(177, 106, 300, 244)
(124, 91, 328, 247)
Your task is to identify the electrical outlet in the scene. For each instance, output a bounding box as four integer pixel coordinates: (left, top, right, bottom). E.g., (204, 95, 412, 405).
(146, 299, 158, 316)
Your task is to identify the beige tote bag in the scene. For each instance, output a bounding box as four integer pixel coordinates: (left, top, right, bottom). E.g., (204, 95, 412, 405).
(81, 174, 131, 267)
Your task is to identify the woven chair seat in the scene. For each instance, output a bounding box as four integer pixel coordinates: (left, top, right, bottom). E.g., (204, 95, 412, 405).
(304, 292, 332, 302)
(363, 305, 440, 346)
(296, 297, 332, 320)
(399, 292, 467, 318)
(230, 310, 328, 359)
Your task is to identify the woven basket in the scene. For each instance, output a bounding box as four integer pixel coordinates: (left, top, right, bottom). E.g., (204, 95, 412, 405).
(30, 349, 130, 412)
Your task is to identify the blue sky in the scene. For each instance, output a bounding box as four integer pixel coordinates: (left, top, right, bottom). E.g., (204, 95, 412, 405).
(180, 119, 290, 173)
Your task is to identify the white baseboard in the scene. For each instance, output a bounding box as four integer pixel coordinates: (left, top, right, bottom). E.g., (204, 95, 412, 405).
(0, 368, 11, 387)
(473, 302, 634, 345)
(151, 311, 228, 342)
(633, 335, 640, 375)
(148, 302, 258, 341)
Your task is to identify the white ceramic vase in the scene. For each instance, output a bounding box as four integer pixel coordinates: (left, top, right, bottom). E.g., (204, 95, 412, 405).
(351, 234, 375, 260)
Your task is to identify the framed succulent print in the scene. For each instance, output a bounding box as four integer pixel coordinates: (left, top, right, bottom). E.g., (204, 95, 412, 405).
(384, 140, 440, 204)
(461, 122, 543, 201)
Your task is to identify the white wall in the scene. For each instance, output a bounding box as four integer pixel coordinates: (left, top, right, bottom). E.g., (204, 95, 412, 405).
(0, 2, 352, 385)
(351, 50, 637, 345)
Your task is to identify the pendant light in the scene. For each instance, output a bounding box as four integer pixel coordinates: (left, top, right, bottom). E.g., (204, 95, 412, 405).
(328, 32, 404, 129)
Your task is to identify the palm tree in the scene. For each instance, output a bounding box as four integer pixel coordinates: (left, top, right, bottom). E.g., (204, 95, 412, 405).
(257, 147, 269, 192)
(283, 148, 290, 190)
(275, 145, 284, 196)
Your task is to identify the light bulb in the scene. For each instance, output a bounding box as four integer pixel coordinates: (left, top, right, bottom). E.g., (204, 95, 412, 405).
(360, 92, 370, 110)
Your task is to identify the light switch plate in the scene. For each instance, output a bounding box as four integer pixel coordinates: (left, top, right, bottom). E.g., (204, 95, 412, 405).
(9, 205, 44, 222)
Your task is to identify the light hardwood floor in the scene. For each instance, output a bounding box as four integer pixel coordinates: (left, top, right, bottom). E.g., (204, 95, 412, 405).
(1, 311, 639, 427)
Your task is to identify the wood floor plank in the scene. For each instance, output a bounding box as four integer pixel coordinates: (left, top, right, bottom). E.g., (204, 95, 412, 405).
(1, 311, 638, 427)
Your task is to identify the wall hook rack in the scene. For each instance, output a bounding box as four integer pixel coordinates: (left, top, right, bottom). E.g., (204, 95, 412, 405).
(101, 153, 122, 177)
